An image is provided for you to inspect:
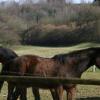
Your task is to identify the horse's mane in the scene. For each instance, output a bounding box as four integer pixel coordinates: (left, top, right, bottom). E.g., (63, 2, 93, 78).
(52, 47, 94, 64)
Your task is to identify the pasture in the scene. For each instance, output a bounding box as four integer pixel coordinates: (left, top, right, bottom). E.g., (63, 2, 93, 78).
(0, 43, 100, 100)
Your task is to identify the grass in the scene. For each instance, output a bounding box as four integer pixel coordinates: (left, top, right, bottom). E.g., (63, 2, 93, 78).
(0, 43, 100, 100)
(12, 42, 100, 56)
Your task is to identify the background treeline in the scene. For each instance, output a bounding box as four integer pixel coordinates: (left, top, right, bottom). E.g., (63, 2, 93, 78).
(0, 0, 100, 46)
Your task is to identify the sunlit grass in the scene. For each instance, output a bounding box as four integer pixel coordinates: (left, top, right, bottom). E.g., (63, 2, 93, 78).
(12, 42, 100, 57)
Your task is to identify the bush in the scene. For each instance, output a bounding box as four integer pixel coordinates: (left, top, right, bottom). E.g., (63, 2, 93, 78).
(21, 24, 99, 46)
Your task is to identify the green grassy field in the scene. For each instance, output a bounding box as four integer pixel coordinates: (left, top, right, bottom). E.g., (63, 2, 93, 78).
(0, 43, 100, 100)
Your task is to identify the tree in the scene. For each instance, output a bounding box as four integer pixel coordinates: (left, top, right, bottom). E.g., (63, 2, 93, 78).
(47, 0, 65, 5)
(93, 0, 100, 6)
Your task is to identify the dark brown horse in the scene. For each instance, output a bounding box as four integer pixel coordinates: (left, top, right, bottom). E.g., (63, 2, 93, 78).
(6, 47, 100, 100)
(0, 46, 18, 100)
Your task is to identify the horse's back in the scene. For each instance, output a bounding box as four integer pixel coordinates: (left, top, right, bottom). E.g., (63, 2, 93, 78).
(12, 55, 59, 77)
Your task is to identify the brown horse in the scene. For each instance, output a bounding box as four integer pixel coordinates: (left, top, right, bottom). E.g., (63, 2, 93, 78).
(0, 47, 54, 100)
(6, 47, 100, 100)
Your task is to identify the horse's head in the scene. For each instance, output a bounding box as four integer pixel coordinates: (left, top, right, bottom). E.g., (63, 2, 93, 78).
(0, 47, 18, 64)
(0, 47, 18, 75)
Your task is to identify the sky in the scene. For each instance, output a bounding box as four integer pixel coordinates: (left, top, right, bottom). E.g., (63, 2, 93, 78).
(0, 0, 94, 3)
(72, 0, 94, 3)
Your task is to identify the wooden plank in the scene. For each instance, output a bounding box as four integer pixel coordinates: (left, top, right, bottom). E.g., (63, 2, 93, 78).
(0, 76, 100, 86)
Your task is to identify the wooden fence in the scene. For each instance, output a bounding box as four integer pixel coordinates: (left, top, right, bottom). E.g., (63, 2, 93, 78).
(0, 76, 100, 86)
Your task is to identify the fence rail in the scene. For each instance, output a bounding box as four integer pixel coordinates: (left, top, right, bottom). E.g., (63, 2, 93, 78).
(0, 76, 100, 86)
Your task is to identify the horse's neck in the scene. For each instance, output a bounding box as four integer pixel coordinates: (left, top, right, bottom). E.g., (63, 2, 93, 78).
(77, 60, 89, 75)
(69, 57, 93, 77)
(77, 56, 95, 77)
(76, 49, 97, 76)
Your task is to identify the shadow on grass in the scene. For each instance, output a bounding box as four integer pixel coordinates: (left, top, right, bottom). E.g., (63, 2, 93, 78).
(77, 97, 100, 100)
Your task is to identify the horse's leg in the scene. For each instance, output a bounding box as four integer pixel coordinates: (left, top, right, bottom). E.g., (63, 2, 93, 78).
(32, 87, 40, 100)
(66, 87, 76, 100)
(50, 89, 56, 100)
(50, 89, 62, 100)
(12, 86, 21, 100)
(20, 87, 27, 100)
(0, 81, 4, 93)
(7, 82, 15, 100)
(55, 86, 64, 100)
(12, 86, 27, 100)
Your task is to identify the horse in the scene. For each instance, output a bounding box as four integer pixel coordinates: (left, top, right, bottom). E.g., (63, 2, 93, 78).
(5, 47, 100, 100)
(0, 46, 54, 100)
(0, 46, 18, 100)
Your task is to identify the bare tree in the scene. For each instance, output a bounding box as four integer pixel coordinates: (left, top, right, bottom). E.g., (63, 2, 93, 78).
(66, 0, 73, 4)
(47, 0, 65, 4)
